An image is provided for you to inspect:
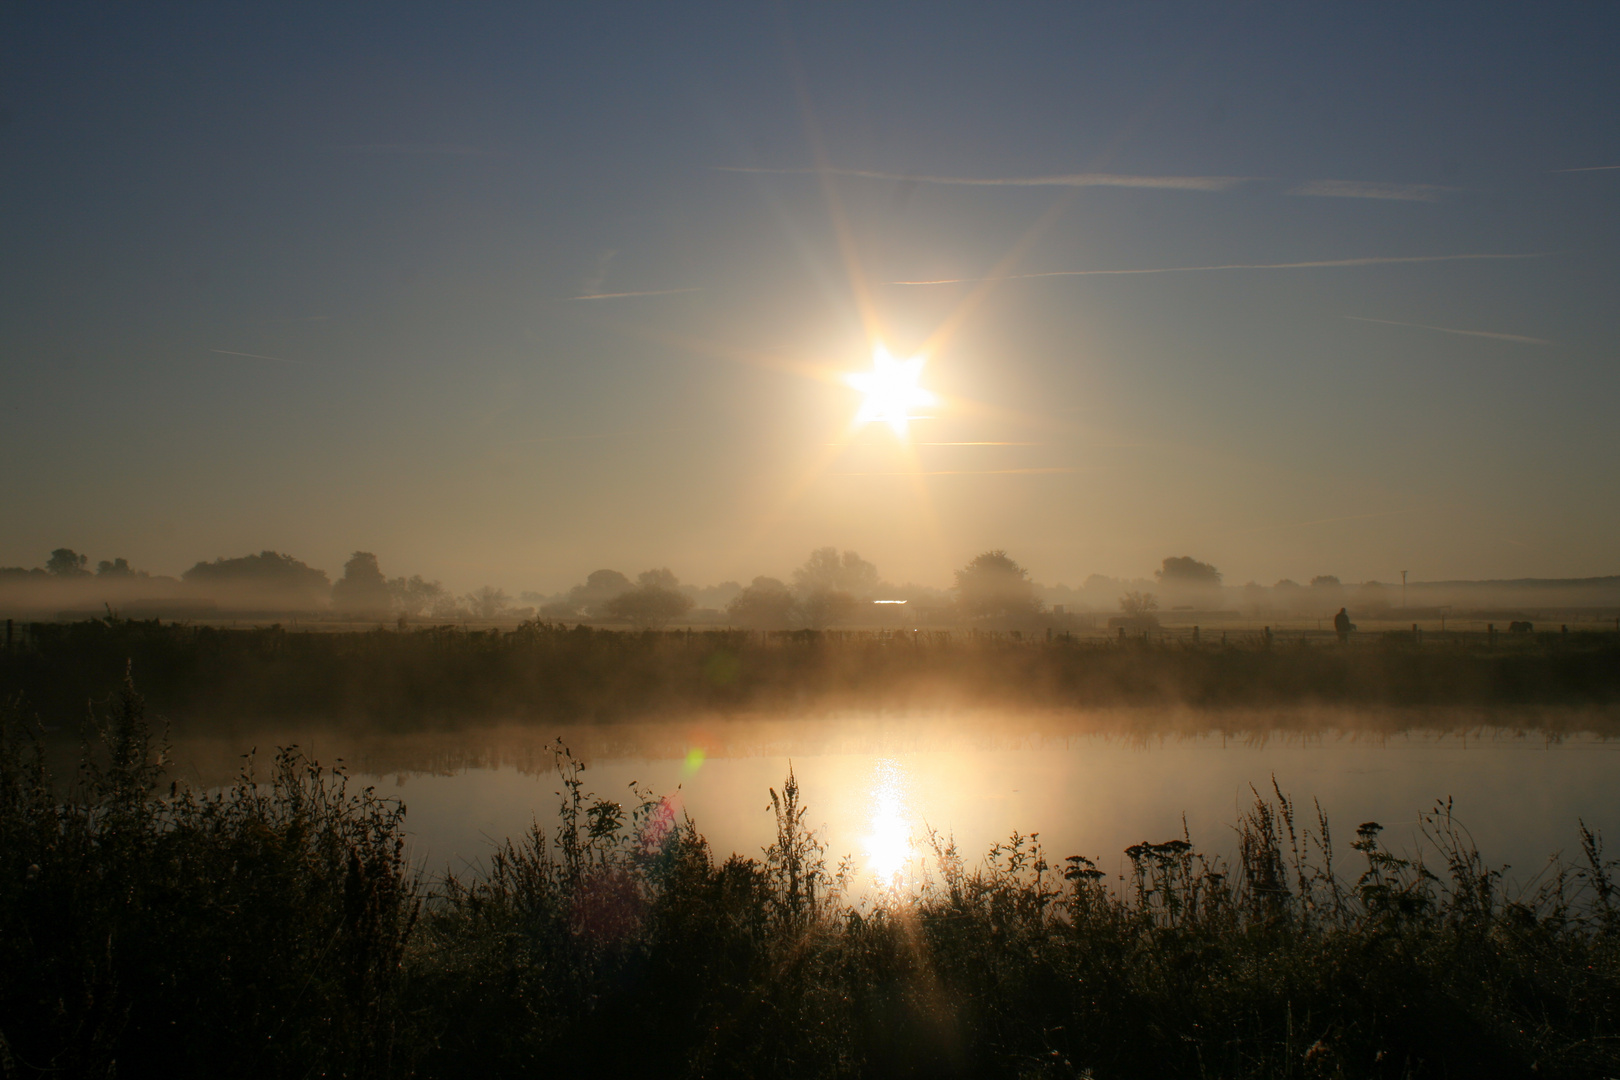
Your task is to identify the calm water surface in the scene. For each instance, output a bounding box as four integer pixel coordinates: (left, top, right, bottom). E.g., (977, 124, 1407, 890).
(171, 710, 1620, 895)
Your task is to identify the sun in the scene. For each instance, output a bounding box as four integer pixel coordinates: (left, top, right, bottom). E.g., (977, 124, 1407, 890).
(844, 344, 937, 435)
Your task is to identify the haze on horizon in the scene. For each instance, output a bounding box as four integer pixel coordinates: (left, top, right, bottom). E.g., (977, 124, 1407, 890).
(2, 5, 1617, 595)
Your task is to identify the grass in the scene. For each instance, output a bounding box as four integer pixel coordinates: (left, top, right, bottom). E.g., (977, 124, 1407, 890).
(3, 677, 1619, 1078)
(3, 617, 1619, 735)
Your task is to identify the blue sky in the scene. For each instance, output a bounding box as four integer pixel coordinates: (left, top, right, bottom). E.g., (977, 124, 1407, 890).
(2, 3, 1616, 591)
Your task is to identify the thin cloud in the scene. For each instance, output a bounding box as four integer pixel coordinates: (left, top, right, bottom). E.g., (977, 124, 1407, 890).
(569, 288, 702, 301)
(210, 349, 309, 366)
(1552, 164, 1620, 173)
(892, 251, 1551, 285)
(1345, 315, 1554, 346)
(1289, 179, 1458, 202)
(718, 165, 1246, 192)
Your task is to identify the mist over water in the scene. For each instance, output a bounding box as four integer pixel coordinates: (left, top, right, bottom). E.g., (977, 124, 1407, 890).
(162, 709, 1620, 898)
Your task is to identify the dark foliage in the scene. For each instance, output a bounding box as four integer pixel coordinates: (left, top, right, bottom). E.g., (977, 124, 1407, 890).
(0, 676, 418, 1077)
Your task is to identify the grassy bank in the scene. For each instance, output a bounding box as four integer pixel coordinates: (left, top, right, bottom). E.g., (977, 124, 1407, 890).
(3, 617, 1619, 733)
(3, 680, 1619, 1078)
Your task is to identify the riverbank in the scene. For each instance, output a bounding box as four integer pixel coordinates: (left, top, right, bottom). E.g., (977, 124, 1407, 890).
(4, 618, 1620, 734)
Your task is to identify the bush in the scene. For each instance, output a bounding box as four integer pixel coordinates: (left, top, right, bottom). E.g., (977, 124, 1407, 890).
(0, 675, 419, 1077)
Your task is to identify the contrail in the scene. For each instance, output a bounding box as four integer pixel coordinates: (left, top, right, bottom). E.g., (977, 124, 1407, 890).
(570, 288, 701, 301)
(1345, 315, 1553, 346)
(1289, 179, 1457, 202)
(718, 165, 1246, 192)
(892, 251, 1551, 285)
(1553, 164, 1620, 173)
(210, 349, 309, 365)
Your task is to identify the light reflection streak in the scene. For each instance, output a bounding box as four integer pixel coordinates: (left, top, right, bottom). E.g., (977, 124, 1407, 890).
(863, 759, 917, 889)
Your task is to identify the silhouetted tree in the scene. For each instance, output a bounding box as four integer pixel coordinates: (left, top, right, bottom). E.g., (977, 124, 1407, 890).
(792, 547, 879, 598)
(607, 570, 694, 629)
(1119, 590, 1159, 617)
(464, 587, 510, 621)
(182, 551, 331, 607)
(1155, 556, 1222, 585)
(800, 589, 857, 629)
(1310, 575, 1345, 608)
(637, 567, 680, 591)
(1271, 579, 1306, 612)
(46, 549, 90, 578)
(388, 575, 448, 619)
(1356, 580, 1392, 610)
(332, 552, 393, 614)
(726, 576, 798, 629)
(955, 550, 1041, 623)
(566, 569, 634, 615)
(95, 558, 142, 578)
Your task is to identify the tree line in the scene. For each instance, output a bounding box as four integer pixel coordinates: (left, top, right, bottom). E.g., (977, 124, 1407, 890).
(10, 545, 1383, 628)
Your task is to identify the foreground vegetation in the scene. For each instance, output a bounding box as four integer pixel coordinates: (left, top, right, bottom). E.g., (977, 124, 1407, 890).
(4, 617, 1619, 733)
(3, 679, 1619, 1078)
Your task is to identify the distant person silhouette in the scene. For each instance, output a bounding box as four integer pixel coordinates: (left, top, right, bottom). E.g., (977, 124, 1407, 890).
(1334, 607, 1352, 643)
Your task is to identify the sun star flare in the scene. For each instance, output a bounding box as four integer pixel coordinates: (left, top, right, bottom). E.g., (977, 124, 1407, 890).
(844, 345, 937, 436)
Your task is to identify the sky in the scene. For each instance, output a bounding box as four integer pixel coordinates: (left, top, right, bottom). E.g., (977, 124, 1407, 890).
(2, 3, 1617, 593)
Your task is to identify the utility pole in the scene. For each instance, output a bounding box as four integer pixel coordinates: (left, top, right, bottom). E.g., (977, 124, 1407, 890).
(1401, 570, 1408, 611)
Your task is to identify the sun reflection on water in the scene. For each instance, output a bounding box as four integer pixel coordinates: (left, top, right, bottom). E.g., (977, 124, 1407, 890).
(862, 759, 916, 888)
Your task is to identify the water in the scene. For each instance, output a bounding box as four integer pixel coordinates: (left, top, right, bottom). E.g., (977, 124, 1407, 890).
(167, 709, 1620, 895)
